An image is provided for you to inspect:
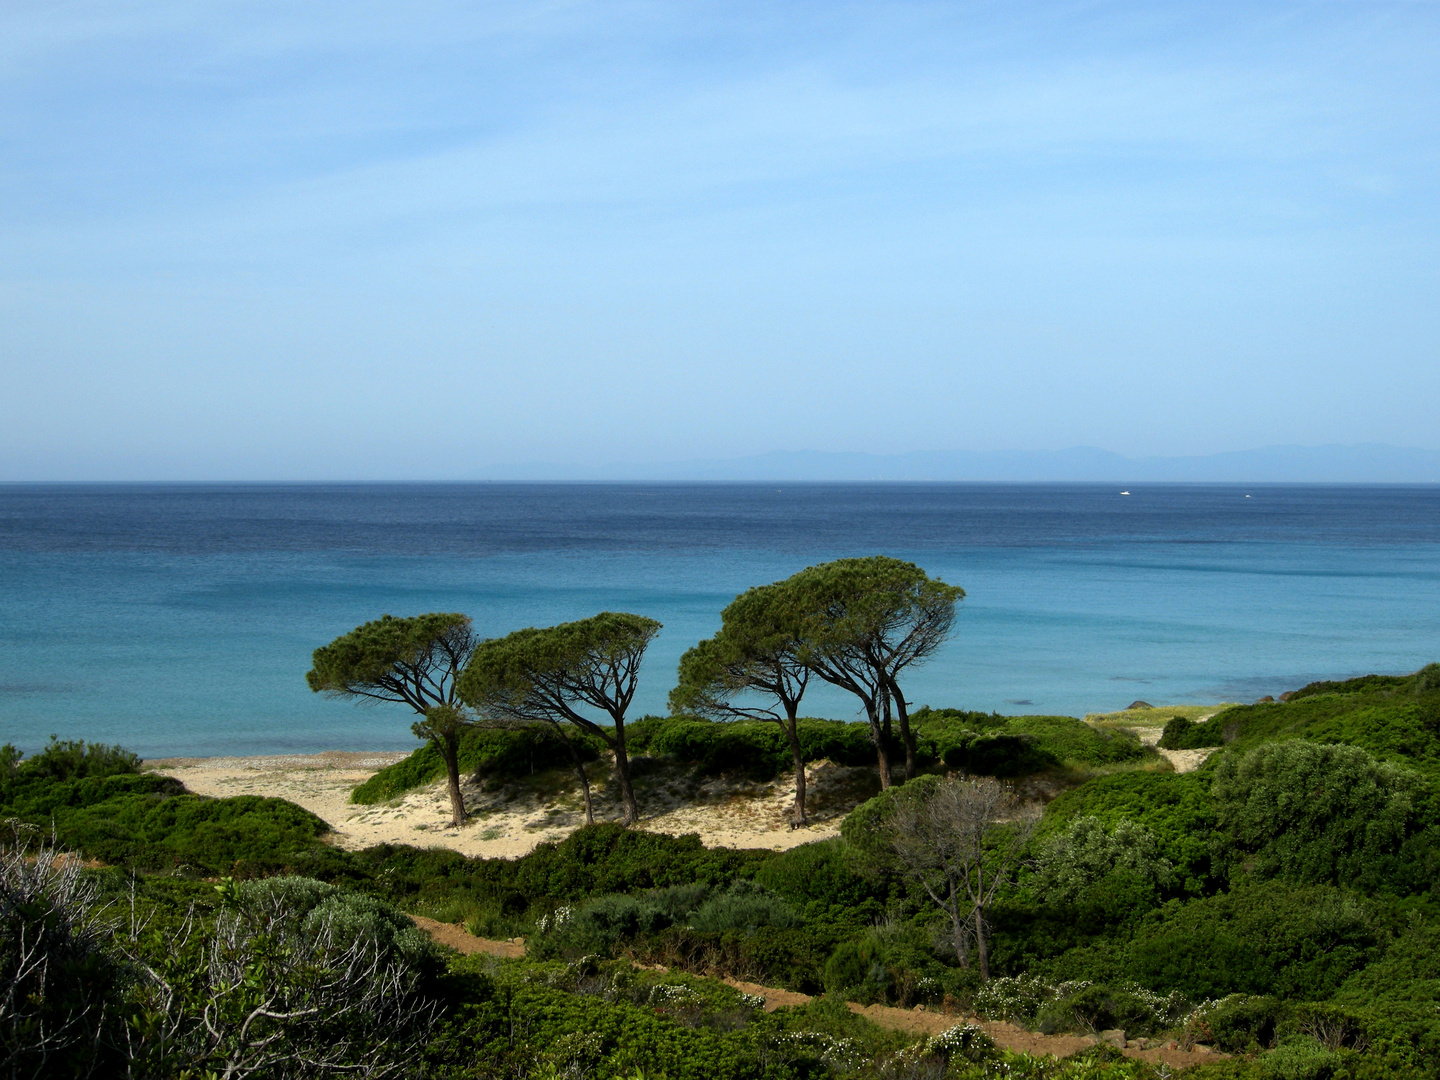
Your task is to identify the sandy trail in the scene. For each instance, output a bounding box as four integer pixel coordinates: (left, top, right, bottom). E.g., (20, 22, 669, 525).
(408, 917, 1227, 1070)
(148, 753, 862, 857)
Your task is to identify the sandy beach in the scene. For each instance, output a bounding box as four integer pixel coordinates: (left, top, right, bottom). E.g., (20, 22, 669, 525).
(148, 751, 864, 858)
(147, 705, 1222, 860)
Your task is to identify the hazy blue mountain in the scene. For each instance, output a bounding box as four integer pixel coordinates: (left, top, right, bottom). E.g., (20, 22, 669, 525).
(481, 444, 1440, 483)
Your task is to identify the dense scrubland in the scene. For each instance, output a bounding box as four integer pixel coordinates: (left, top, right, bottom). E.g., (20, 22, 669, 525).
(6, 663, 1440, 1079)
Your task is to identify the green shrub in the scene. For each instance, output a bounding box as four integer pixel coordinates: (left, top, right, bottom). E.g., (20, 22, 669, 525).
(752, 838, 878, 913)
(1030, 816, 1175, 905)
(1261, 1036, 1341, 1080)
(1160, 715, 1226, 750)
(1210, 740, 1424, 890)
(1185, 995, 1285, 1053)
(823, 934, 893, 1002)
(689, 881, 802, 935)
(1115, 881, 1382, 1001)
(624, 716, 877, 779)
(352, 723, 603, 803)
(1036, 770, 1218, 893)
(1036, 982, 1188, 1037)
(534, 893, 675, 958)
(18, 736, 141, 780)
(0, 769, 332, 875)
(1198, 667, 1440, 780)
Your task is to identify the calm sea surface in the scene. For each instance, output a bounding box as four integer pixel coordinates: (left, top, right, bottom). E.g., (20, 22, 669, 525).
(1, 483, 1438, 758)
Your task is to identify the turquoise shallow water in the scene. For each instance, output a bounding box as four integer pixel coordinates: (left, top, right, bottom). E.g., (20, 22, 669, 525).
(1, 483, 1437, 757)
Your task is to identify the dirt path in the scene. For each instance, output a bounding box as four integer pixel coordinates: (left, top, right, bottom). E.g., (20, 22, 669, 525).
(408, 918, 1226, 1069)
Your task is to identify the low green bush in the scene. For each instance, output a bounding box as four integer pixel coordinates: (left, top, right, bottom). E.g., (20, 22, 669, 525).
(1159, 715, 1227, 750)
(625, 716, 877, 780)
(352, 723, 603, 803)
(1210, 740, 1427, 892)
(0, 769, 332, 875)
(910, 708, 1150, 776)
(689, 881, 802, 935)
(1185, 995, 1285, 1053)
(1036, 769, 1218, 893)
(1260, 1036, 1341, 1080)
(13, 735, 142, 780)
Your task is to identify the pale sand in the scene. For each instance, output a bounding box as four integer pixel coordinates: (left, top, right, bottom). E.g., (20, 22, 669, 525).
(1127, 711, 1222, 773)
(147, 753, 868, 859)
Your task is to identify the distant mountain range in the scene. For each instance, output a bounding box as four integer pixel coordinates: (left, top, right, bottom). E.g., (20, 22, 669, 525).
(480, 443, 1440, 483)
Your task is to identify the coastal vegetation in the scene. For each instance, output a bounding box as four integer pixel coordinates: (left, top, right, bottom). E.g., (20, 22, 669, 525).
(6, 558, 1440, 1077)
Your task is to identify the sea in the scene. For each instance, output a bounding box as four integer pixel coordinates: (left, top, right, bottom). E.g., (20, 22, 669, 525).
(1, 483, 1438, 759)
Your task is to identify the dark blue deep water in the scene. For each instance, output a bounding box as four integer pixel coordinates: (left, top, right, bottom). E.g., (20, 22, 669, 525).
(1, 483, 1438, 757)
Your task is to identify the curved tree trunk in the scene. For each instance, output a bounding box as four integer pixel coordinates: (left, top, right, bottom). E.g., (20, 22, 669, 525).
(440, 730, 467, 828)
(891, 683, 917, 782)
(610, 723, 640, 826)
(867, 698, 893, 790)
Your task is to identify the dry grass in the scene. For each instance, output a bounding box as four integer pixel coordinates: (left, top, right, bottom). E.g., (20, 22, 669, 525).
(1084, 703, 1240, 730)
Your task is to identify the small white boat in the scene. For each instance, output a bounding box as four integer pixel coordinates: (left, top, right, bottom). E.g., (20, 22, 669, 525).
(1120, 490, 1131, 496)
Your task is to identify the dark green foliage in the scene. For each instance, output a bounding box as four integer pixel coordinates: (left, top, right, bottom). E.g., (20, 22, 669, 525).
(822, 935, 892, 1000)
(1259, 1037, 1341, 1080)
(752, 838, 879, 912)
(425, 955, 834, 1080)
(0, 768, 331, 874)
(1160, 715, 1226, 750)
(910, 707, 1150, 776)
(626, 716, 876, 779)
(1089, 881, 1384, 1001)
(1188, 995, 1285, 1054)
(1035, 983, 1181, 1038)
(535, 880, 801, 960)
(16, 735, 142, 780)
(351, 723, 603, 803)
(1037, 770, 1218, 892)
(839, 773, 941, 872)
(1210, 740, 1425, 891)
(1199, 665, 1440, 778)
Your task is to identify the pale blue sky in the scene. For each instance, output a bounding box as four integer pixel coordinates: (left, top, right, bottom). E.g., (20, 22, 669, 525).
(2, 1, 1437, 479)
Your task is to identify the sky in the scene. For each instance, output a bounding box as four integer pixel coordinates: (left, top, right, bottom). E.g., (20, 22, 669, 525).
(2, 1, 1438, 480)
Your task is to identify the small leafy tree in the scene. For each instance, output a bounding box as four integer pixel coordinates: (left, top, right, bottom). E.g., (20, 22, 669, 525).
(886, 775, 1038, 980)
(307, 613, 478, 826)
(459, 612, 661, 826)
(784, 556, 964, 786)
(670, 582, 813, 825)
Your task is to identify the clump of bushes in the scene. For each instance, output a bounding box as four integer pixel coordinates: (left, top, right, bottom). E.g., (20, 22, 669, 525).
(626, 716, 878, 779)
(1159, 715, 1226, 750)
(352, 723, 604, 804)
(533, 879, 802, 959)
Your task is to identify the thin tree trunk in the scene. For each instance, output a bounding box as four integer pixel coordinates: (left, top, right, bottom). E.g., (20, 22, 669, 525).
(949, 879, 969, 966)
(973, 854, 990, 981)
(440, 732, 467, 828)
(558, 730, 595, 826)
(975, 903, 990, 982)
(784, 711, 807, 826)
(611, 722, 640, 826)
(867, 697, 893, 790)
(891, 683, 917, 782)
